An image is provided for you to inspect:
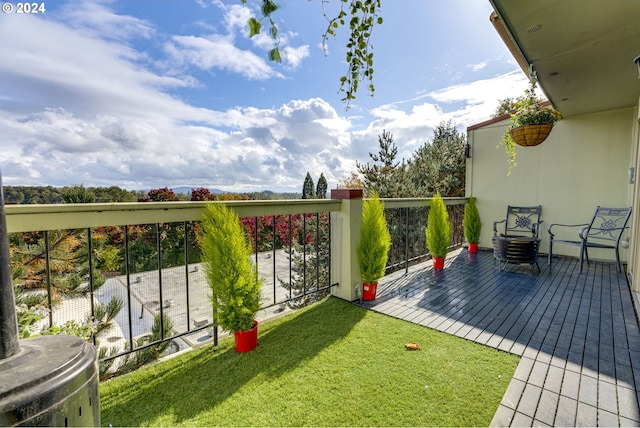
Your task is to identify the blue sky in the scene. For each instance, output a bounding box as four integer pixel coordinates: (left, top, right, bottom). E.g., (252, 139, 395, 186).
(0, 0, 529, 193)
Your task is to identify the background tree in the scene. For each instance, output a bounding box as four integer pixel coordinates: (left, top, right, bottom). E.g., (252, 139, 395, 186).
(493, 98, 519, 117)
(407, 121, 466, 197)
(190, 187, 217, 201)
(302, 172, 315, 199)
(4, 186, 63, 204)
(336, 172, 365, 190)
(356, 129, 409, 197)
(278, 213, 329, 308)
(92, 186, 143, 202)
(316, 173, 328, 199)
(146, 187, 180, 202)
(280, 173, 331, 307)
(60, 184, 96, 203)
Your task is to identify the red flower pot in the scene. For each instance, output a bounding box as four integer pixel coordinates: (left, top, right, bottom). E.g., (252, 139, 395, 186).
(433, 257, 445, 270)
(362, 282, 378, 300)
(234, 320, 258, 353)
(468, 243, 478, 253)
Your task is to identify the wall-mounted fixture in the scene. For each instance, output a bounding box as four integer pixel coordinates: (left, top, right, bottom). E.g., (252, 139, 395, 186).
(634, 55, 640, 79)
(464, 143, 471, 158)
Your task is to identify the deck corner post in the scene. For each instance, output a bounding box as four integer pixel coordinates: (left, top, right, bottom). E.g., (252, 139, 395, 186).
(330, 189, 363, 302)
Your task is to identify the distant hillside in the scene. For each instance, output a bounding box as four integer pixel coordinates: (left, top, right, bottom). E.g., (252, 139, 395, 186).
(3, 185, 300, 204)
(169, 186, 225, 195)
(147, 187, 300, 200)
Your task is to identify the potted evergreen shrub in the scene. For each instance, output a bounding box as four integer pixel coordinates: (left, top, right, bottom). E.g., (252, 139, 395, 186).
(463, 196, 482, 253)
(357, 191, 391, 300)
(199, 202, 262, 353)
(426, 192, 452, 270)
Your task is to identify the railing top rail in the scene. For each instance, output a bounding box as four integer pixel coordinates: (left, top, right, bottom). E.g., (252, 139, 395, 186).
(5, 199, 342, 233)
(378, 197, 467, 209)
(5, 197, 469, 233)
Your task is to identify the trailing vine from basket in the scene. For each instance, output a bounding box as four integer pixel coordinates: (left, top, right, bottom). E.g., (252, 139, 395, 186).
(496, 66, 562, 173)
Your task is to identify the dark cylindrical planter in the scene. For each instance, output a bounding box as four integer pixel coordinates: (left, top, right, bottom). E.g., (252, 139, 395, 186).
(0, 335, 100, 426)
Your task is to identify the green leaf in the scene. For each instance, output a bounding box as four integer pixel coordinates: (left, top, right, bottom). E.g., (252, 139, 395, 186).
(269, 47, 281, 63)
(248, 17, 261, 38)
(262, 0, 278, 16)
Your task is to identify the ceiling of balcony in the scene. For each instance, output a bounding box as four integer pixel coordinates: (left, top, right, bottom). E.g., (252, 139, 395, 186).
(489, 0, 640, 118)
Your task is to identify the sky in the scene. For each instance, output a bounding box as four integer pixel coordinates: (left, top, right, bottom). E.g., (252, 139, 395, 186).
(0, 0, 530, 193)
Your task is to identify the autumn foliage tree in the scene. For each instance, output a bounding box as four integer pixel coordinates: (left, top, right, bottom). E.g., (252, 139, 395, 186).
(146, 187, 180, 202)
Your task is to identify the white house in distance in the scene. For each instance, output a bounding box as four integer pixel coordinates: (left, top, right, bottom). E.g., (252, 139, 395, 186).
(467, 1, 640, 293)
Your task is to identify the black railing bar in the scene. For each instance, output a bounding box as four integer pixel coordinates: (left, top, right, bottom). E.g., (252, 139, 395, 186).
(288, 214, 292, 301)
(213, 304, 218, 347)
(99, 284, 337, 362)
(260, 285, 336, 311)
(386, 255, 430, 271)
(184, 221, 191, 332)
(303, 215, 307, 295)
(315, 212, 319, 291)
(253, 216, 259, 268)
(328, 215, 332, 290)
(156, 223, 164, 341)
(125, 225, 134, 352)
(405, 207, 409, 275)
(385, 243, 464, 272)
(100, 326, 210, 362)
(88, 227, 97, 346)
(271, 216, 276, 303)
(44, 230, 53, 328)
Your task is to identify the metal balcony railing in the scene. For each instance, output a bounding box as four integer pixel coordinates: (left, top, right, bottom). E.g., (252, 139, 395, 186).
(5, 196, 466, 377)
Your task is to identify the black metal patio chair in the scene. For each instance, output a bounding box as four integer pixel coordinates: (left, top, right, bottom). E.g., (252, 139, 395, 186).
(493, 205, 543, 238)
(547, 206, 632, 273)
(492, 205, 543, 273)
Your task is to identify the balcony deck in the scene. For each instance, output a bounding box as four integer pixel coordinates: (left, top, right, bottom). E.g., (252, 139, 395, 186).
(358, 249, 640, 427)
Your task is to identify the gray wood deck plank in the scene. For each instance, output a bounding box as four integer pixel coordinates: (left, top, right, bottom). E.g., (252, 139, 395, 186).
(356, 249, 640, 427)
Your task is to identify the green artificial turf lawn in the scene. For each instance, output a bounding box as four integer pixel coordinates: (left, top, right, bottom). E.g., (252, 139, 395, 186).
(100, 297, 519, 427)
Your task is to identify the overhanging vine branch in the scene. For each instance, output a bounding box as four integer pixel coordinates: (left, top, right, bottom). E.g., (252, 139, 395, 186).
(242, 0, 383, 110)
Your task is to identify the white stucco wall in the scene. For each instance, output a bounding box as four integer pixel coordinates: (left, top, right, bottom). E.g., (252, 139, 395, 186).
(466, 107, 636, 263)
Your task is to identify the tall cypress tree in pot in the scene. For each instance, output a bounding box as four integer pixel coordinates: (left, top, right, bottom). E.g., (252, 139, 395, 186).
(199, 203, 262, 352)
(357, 191, 391, 300)
(426, 192, 452, 270)
(464, 196, 482, 253)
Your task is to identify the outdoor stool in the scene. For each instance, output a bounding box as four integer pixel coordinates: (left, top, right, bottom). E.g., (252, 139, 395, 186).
(492, 205, 543, 274)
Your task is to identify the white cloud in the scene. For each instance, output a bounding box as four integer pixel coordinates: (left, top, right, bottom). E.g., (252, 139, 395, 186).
(0, 2, 526, 193)
(61, 1, 156, 40)
(429, 71, 528, 123)
(282, 45, 311, 69)
(470, 60, 489, 72)
(165, 35, 281, 80)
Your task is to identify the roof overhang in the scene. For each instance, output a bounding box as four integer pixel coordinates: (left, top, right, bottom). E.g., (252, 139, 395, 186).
(489, 0, 640, 118)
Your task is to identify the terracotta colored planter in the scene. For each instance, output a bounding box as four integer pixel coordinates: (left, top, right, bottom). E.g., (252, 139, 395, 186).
(362, 282, 378, 300)
(509, 123, 553, 147)
(468, 243, 478, 253)
(234, 320, 258, 353)
(433, 257, 445, 270)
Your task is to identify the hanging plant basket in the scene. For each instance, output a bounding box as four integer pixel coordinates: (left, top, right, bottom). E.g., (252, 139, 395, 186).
(509, 123, 553, 147)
